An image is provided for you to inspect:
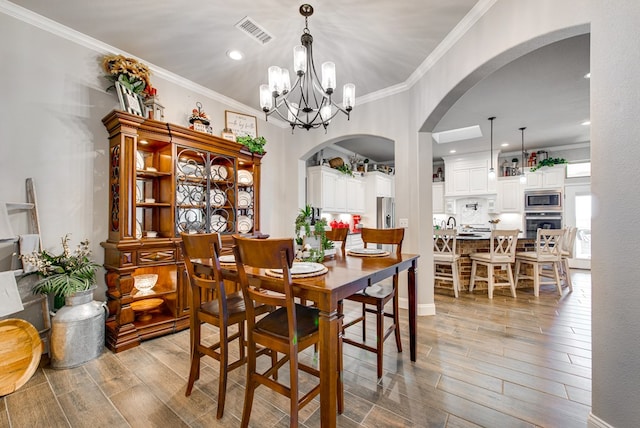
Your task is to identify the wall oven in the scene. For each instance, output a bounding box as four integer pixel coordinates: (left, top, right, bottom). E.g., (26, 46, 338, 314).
(524, 212, 563, 239)
(524, 190, 562, 212)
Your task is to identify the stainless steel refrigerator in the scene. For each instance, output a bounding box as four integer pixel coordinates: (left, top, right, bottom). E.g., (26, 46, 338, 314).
(376, 197, 395, 229)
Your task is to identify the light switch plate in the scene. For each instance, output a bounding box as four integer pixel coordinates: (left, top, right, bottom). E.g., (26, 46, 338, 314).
(398, 218, 409, 228)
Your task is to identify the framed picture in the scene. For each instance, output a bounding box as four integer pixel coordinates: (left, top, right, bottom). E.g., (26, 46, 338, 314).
(115, 82, 146, 117)
(225, 110, 257, 138)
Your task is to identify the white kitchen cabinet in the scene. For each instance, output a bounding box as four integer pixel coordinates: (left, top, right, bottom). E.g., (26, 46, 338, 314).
(443, 153, 498, 196)
(497, 177, 524, 212)
(346, 176, 365, 213)
(524, 166, 565, 190)
(433, 182, 445, 213)
(307, 166, 364, 213)
(366, 171, 393, 197)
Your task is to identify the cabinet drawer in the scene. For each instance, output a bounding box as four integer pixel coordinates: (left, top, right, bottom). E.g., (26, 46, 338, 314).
(138, 249, 177, 265)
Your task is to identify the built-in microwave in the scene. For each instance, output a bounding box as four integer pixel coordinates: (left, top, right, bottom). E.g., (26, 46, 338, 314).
(524, 190, 562, 212)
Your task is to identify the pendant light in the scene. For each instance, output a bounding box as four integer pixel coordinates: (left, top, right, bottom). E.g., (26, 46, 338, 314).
(519, 127, 527, 184)
(488, 116, 496, 179)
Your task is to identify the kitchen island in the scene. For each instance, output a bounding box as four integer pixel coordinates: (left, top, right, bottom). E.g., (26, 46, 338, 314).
(434, 232, 535, 293)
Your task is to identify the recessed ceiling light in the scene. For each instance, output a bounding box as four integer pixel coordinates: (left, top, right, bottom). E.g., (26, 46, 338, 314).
(582, 120, 591, 126)
(584, 72, 591, 79)
(139, 140, 148, 145)
(449, 149, 456, 154)
(501, 143, 509, 147)
(227, 50, 244, 61)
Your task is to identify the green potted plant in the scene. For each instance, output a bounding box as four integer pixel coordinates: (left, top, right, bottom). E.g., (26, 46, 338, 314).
(236, 135, 267, 154)
(21, 234, 100, 309)
(294, 205, 330, 262)
(530, 157, 567, 172)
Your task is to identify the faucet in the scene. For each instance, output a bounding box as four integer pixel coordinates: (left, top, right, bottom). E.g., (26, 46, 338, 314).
(446, 216, 457, 229)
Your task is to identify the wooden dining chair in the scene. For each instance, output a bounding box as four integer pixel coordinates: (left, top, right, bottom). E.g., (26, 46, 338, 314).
(325, 227, 348, 254)
(233, 235, 342, 428)
(433, 228, 461, 297)
(514, 228, 565, 296)
(469, 229, 520, 299)
(180, 232, 271, 419)
(340, 227, 405, 379)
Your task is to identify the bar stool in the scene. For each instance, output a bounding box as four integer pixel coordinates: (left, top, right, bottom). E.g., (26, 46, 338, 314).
(433, 228, 461, 297)
(514, 228, 565, 296)
(469, 229, 520, 299)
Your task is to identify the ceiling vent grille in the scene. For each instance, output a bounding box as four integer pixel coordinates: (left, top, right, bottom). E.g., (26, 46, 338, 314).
(235, 16, 274, 45)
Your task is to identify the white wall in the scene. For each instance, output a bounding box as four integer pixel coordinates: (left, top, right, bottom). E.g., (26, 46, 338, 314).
(590, 1, 640, 427)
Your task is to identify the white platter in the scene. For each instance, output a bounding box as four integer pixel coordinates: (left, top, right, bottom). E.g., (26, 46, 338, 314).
(177, 160, 204, 178)
(136, 180, 144, 202)
(136, 219, 143, 239)
(348, 248, 387, 255)
(237, 190, 251, 208)
(237, 169, 253, 186)
(210, 214, 227, 232)
(209, 189, 226, 207)
(136, 150, 145, 170)
(210, 164, 228, 181)
(237, 215, 253, 233)
(219, 255, 235, 263)
(270, 262, 325, 275)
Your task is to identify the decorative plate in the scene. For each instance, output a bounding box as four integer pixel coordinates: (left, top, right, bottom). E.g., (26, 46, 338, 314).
(237, 169, 253, 186)
(136, 150, 145, 170)
(209, 189, 226, 207)
(219, 255, 235, 263)
(177, 160, 204, 178)
(136, 180, 144, 202)
(237, 190, 252, 208)
(176, 184, 204, 205)
(270, 262, 326, 275)
(136, 219, 143, 239)
(347, 248, 389, 257)
(210, 164, 228, 181)
(237, 215, 253, 233)
(210, 214, 227, 233)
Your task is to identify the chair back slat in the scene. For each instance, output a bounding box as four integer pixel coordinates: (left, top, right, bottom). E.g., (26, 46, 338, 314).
(562, 226, 578, 258)
(325, 228, 348, 253)
(180, 232, 227, 317)
(361, 227, 404, 256)
(535, 228, 564, 260)
(233, 236, 297, 339)
(433, 229, 457, 255)
(489, 229, 520, 262)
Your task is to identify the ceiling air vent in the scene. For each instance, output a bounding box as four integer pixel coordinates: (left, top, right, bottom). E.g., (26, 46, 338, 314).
(235, 16, 274, 45)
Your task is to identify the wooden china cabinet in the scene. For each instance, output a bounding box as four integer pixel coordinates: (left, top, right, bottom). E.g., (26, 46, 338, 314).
(101, 110, 262, 352)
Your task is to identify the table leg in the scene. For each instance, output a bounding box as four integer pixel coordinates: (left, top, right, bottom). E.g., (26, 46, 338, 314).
(318, 307, 338, 428)
(408, 259, 417, 362)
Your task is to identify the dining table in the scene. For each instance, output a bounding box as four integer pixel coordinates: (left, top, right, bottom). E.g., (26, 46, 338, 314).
(195, 249, 419, 428)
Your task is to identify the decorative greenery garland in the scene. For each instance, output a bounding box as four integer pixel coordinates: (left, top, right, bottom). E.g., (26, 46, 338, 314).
(530, 157, 567, 172)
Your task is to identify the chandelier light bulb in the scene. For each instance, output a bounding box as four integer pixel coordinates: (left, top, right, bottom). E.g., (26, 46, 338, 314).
(321, 62, 336, 92)
(343, 83, 355, 110)
(268, 66, 282, 95)
(293, 45, 307, 75)
(260, 84, 272, 111)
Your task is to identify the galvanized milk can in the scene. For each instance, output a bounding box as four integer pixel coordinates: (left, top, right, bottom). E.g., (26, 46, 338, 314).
(50, 287, 107, 369)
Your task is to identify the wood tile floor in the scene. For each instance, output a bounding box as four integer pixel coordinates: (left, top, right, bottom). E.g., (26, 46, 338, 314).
(0, 271, 591, 427)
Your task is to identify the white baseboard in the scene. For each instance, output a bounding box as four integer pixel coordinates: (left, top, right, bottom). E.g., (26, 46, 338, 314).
(588, 412, 614, 428)
(398, 298, 436, 316)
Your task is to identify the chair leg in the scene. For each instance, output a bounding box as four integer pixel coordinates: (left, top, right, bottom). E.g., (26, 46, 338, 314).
(514, 260, 521, 288)
(337, 313, 344, 414)
(469, 261, 477, 292)
(289, 343, 300, 428)
(361, 302, 367, 342)
(553, 262, 563, 296)
(216, 328, 229, 419)
(487, 263, 494, 299)
(506, 263, 516, 298)
(533, 262, 540, 297)
(376, 300, 384, 379)
(563, 258, 573, 292)
(392, 276, 402, 353)
(241, 343, 257, 428)
(185, 323, 200, 397)
(452, 260, 460, 298)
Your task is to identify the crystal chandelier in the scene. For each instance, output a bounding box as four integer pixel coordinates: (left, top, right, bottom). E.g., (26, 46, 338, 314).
(259, 4, 355, 131)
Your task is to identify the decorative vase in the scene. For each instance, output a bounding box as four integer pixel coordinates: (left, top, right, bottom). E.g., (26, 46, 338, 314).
(50, 286, 107, 369)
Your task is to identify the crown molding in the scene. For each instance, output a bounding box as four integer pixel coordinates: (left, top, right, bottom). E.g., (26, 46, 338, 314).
(0, 0, 287, 128)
